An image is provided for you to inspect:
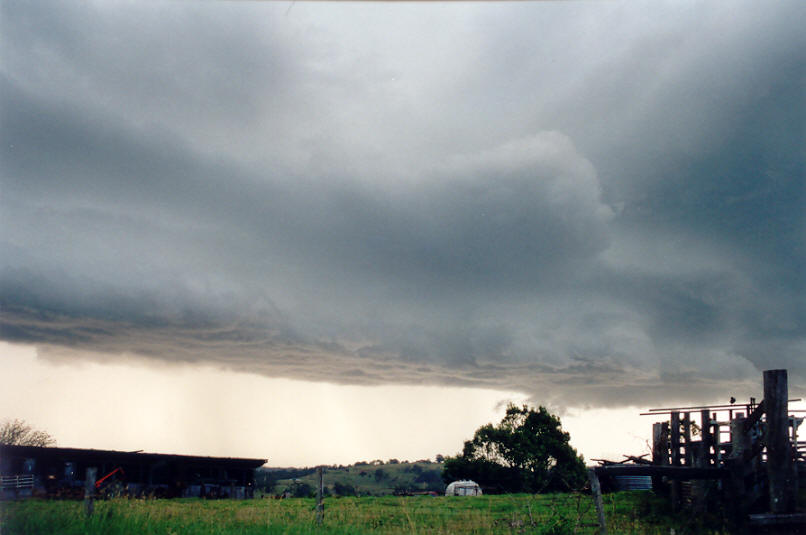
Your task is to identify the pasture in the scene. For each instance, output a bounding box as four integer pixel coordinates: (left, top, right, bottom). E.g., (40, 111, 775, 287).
(0, 492, 722, 535)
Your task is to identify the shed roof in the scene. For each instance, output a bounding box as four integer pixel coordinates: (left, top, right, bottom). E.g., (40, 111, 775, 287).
(0, 444, 266, 469)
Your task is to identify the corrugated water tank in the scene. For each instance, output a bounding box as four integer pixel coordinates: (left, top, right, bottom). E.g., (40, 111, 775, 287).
(613, 475, 652, 491)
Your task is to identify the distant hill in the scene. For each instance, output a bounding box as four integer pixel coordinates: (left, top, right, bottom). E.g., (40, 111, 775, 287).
(256, 460, 445, 497)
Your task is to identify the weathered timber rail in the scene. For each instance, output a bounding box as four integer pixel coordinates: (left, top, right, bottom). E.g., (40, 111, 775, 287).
(590, 369, 805, 535)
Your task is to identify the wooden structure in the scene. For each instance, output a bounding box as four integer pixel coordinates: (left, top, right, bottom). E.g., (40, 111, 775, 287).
(0, 444, 266, 499)
(590, 369, 806, 534)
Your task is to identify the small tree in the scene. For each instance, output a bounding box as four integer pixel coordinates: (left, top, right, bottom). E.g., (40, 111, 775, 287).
(442, 404, 585, 493)
(0, 419, 55, 447)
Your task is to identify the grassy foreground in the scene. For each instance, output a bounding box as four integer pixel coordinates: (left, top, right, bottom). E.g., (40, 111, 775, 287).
(0, 492, 722, 535)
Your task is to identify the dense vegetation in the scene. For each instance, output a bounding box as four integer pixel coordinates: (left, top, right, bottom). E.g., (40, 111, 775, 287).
(442, 404, 587, 493)
(0, 492, 724, 535)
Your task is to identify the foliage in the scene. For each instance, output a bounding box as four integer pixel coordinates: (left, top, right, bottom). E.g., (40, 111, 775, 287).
(442, 404, 586, 493)
(414, 470, 442, 487)
(405, 464, 423, 474)
(0, 419, 55, 447)
(288, 481, 314, 498)
(333, 480, 357, 496)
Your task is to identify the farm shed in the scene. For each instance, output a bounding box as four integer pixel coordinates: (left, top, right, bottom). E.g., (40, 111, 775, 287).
(445, 480, 482, 496)
(0, 444, 266, 499)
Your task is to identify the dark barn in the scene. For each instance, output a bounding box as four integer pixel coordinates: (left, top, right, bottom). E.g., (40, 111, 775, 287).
(0, 444, 266, 499)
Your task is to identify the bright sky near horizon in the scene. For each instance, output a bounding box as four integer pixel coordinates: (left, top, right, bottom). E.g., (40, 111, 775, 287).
(1, 0, 804, 466)
(2, 341, 653, 466)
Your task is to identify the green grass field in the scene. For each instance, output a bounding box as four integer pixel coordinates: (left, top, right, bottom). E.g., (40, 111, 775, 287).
(0, 492, 725, 535)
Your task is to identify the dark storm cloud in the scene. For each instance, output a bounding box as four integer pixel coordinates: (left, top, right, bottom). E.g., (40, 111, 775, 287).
(1, 0, 804, 407)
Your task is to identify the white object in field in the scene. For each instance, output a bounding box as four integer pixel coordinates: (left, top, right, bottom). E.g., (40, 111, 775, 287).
(445, 480, 482, 496)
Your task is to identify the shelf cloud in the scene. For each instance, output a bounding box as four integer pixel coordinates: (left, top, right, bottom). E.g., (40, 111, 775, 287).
(2, 0, 804, 408)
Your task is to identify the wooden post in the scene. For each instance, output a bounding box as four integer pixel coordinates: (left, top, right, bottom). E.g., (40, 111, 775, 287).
(652, 422, 669, 493)
(670, 412, 682, 510)
(728, 416, 749, 529)
(84, 467, 97, 517)
(764, 369, 796, 514)
(652, 422, 664, 492)
(588, 469, 607, 535)
(315, 467, 324, 526)
(712, 412, 721, 466)
(712, 412, 723, 493)
(691, 441, 707, 513)
(670, 412, 681, 466)
(683, 412, 692, 466)
(730, 416, 749, 461)
(700, 409, 712, 466)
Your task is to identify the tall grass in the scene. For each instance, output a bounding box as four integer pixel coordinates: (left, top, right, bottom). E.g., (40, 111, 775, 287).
(0, 492, 724, 535)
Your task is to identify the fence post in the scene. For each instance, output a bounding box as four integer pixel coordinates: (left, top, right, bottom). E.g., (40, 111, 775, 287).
(84, 467, 97, 517)
(764, 369, 796, 513)
(315, 467, 324, 526)
(588, 469, 607, 535)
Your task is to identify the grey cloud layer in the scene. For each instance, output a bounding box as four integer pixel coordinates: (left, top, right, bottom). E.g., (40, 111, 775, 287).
(1, 0, 804, 406)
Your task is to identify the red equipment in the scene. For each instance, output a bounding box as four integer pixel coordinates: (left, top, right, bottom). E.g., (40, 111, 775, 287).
(95, 467, 125, 489)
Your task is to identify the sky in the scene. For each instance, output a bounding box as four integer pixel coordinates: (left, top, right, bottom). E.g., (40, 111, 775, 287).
(1, 0, 804, 466)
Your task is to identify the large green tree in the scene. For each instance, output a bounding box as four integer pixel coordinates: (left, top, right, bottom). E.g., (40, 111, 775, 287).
(442, 404, 586, 493)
